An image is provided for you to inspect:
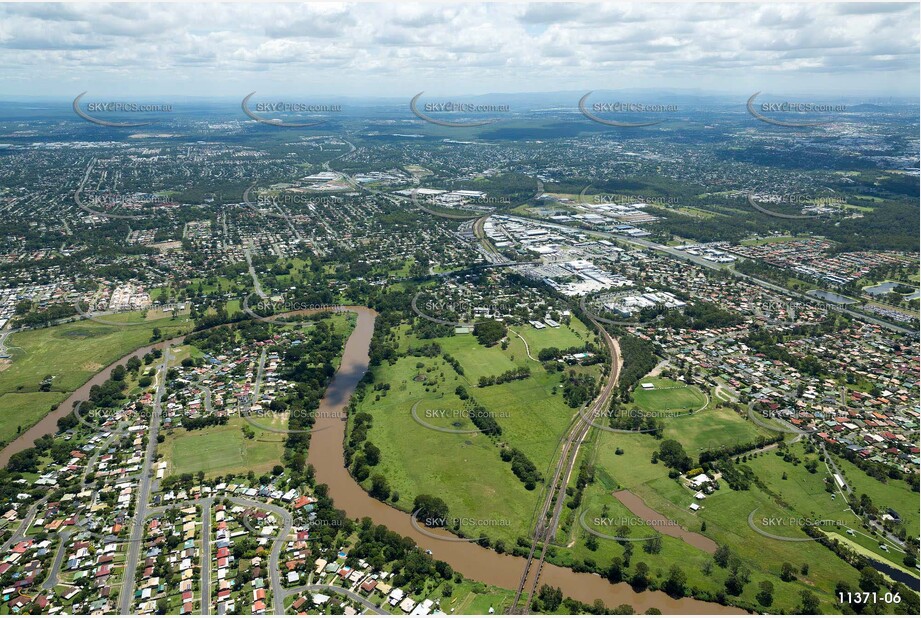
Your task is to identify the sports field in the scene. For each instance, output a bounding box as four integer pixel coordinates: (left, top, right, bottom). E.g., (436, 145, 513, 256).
(631, 377, 708, 413)
(160, 416, 285, 477)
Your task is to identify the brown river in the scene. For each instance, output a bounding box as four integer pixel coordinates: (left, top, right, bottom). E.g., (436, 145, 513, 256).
(1, 307, 743, 613)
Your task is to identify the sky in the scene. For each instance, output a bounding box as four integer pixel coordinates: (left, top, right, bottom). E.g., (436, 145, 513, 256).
(0, 2, 918, 98)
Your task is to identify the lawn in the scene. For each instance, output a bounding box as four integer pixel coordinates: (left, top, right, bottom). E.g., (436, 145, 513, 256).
(0, 391, 70, 447)
(827, 451, 920, 537)
(357, 354, 539, 544)
(632, 378, 708, 414)
(159, 416, 285, 477)
(511, 322, 590, 354)
(663, 406, 774, 454)
(0, 315, 190, 445)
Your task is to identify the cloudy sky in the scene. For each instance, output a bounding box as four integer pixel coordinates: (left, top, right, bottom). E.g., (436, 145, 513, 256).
(0, 2, 917, 98)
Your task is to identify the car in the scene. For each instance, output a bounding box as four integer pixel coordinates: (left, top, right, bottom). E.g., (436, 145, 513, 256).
(879, 544, 889, 552)
(846, 529, 855, 536)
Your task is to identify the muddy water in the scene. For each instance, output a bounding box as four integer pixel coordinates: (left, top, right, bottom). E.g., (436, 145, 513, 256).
(0, 335, 185, 467)
(308, 307, 743, 614)
(2, 307, 742, 613)
(614, 490, 718, 554)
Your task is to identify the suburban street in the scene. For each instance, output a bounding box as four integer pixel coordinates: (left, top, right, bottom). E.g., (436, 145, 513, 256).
(119, 348, 171, 613)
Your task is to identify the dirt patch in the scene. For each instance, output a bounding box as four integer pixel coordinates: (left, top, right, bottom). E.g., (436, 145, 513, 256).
(614, 489, 718, 553)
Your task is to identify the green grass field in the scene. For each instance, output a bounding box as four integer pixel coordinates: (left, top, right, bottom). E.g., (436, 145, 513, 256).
(557, 419, 875, 613)
(355, 318, 602, 544)
(632, 378, 708, 414)
(664, 406, 774, 454)
(159, 416, 285, 477)
(827, 452, 920, 537)
(0, 314, 190, 445)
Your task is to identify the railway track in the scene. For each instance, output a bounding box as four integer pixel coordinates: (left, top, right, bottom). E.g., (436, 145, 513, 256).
(466, 212, 622, 614)
(509, 316, 621, 613)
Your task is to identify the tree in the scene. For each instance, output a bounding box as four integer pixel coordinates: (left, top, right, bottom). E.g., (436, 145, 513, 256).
(363, 441, 381, 466)
(585, 534, 598, 551)
(725, 572, 745, 596)
(858, 566, 883, 592)
(663, 565, 686, 597)
(272, 465, 284, 476)
(631, 562, 650, 591)
(607, 557, 624, 583)
(369, 474, 391, 500)
(714, 544, 731, 568)
(537, 585, 563, 612)
(643, 534, 663, 554)
(413, 494, 449, 525)
(756, 580, 774, 607)
(781, 561, 797, 582)
(799, 590, 820, 614)
(473, 320, 506, 347)
(655, 439, 693, 472)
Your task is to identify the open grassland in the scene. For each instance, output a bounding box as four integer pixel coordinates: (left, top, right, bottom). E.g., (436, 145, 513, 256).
(0, 315, 190, 445)
(828, 451, 919, 537)
(355, 318, 602, 544)
(556, 425, 870, 613)
(664, 405, 774, 453)
(356, 353, 546, 545)
(160, 416, 285, 478)
(0, 392, 68, 445)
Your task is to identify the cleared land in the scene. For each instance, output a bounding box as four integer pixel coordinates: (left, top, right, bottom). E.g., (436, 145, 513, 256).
(556, 416, 872, 613)
(159, 416, 285, 477)
(355, 318, 602, 544)
(632, 377, 708, 414)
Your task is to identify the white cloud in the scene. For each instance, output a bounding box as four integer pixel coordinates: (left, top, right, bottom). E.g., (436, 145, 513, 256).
(0, 2, 915, 96)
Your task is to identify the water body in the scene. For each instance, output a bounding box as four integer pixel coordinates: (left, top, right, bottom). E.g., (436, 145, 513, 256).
(863, 281, 919, 299)
(864, 556, 921, 590)
(2, 307, 742, 613)
(614, 490, 718, 554)
(864, 281, 901, 296)
(807, 290, 857, 305)
(0, 335, 185, 467)
(308, 307, 742, 614)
